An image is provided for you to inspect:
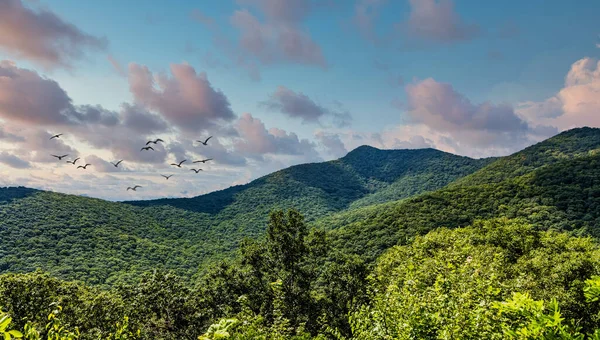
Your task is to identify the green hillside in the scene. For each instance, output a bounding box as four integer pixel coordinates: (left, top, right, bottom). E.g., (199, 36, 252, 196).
(126, 147, 490, 217)
(319, 127, 600, 261)
(0, 147, 487, 285)
(2, 128, 600, 338)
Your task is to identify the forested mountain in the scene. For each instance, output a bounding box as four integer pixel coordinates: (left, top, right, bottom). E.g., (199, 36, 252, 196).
(319, 127, 600, 261)
(126, 146, 491, 215)
(2, 127, 600, 339)
(0, 146, 488, 285)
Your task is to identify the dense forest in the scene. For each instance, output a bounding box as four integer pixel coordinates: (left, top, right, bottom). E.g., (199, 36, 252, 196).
(0, 147, 490, 285)
(2, 127, 600, 338)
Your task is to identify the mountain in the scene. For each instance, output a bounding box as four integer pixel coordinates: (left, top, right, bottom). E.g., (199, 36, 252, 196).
(319, 127, 600, 261)
(126, 146, 491, 216)
(0, 146, 488, 285)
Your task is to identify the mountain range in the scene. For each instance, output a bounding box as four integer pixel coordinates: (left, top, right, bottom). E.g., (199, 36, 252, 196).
(1, 127, 599, 286)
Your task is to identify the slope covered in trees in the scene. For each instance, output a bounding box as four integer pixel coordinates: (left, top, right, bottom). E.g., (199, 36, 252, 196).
(1, 127, 599, 288)
(0, 147, 487, 285)
(318, 127, 600, 261)
(2, 216, 600, 339)
(127, 146, 490, 218)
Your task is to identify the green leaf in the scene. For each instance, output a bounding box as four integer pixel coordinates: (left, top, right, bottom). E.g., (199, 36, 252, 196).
(7, 330, 22, 338)
(0, 315, 12, 331)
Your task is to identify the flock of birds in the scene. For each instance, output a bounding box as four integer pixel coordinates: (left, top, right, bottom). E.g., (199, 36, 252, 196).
(49, 134, 214, 192)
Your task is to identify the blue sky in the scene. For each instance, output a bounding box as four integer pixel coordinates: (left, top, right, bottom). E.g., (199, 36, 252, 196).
(0, 0, 599, 199)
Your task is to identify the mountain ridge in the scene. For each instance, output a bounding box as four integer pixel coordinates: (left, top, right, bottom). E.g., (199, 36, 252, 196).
(1, 127, 598, 285)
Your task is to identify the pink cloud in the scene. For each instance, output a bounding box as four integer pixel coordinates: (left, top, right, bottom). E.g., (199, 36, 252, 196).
(0, 151, 31, 169)
(352, 0, 388, 43)
(0, 60, 74, 125)
(401, 0, 479, 43)
(261, 86, 352, 127)
(402, 77, 544, 152)
(107, 55, 126, 77)
(234, 113, 320, 159)
(405, 78, 527, 133)
(314, 131, 347, 158)
(231, 9, 325, 67)
(517, 58, 600, 130)
(262, 86, 327, 123)
(128, 62, 236, 133)
(0, 0, 107, 69)
(236, 0, 312, 25)
(190, 9, 216, 28)
(190, 1, 325, 80)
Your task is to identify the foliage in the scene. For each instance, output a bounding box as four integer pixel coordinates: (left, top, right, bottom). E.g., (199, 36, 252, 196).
(494, 293, 584, 339)
(321, 128, 600, 262)
(0, 309, 23, 339)
(349, 218, 600, 339)
(0, 147, 488, 285)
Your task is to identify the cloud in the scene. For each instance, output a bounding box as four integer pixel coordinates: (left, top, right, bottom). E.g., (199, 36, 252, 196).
(405, 78, 528, 133)
(400, 0, 479, 44)
(517, 58, 600, 130)
(107, 55, 126, 77)
(0, 60, 74, 125)
(237, 0, 312, 25)
(314, 131, 347, 158)
(195, 137, 247, 166)
(0, 61, 121, 128)
(190, 9, 216, 28)
(128, 62, 236, 134)
(0, 0, 107, 69)
(400, 77, 547, 154)
(391, 135, 434, 149)
(230, 8, 326, 67)
(84, 155, 122, 173)
(262, 86, 327, 123)
(234, 113, 320, 160)
(191, 1, 326, 80)
(121, 103, 169, 134)
(18, 129, 80, 163)
(0, 126, 25, 142)
(352, 0, 388, 44)
(0, 151, 30, 168)
(261, 86, 352, 127)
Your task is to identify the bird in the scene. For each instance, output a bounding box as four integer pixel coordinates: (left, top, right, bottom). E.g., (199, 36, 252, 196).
(190, 168, 203, 173)
(141, 146, 155, 151)
(127, 185, 142, 191)
(111, 160, 124, 167)
(52, 154, 68, 160)
(193, 158, 213, 163)
(77, 164, 91, 169)
(161, 174, 174, 180)
(196, 136, 212, 146)
(66, 157, 80, 165)
(171, 159, 187, 168)
(146, 138, 164, 145)
(49, 134, 63, 140)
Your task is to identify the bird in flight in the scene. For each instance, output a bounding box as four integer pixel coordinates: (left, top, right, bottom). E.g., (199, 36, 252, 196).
(141, 146, 155, 151)
(196, 136, 212, 146)
(171, 159, 187, 167)
(161, 174, 174, 180)
(111, 160, 124, 167)
(49, 134, 63, 140)
(77, 164, 91, 169)
(190, 168, 203, 173)
(127, 185, 142, 191)
(193, 158, 213, 163)
(52, 154, 68, 160)
(66, 157, 80, 165)
(146, 138, 164, 145)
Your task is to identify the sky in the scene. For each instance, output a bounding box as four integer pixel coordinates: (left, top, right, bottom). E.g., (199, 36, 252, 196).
(0, 0, 599, 201)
